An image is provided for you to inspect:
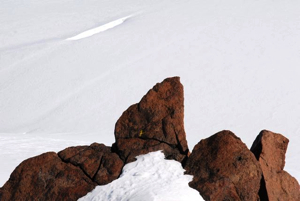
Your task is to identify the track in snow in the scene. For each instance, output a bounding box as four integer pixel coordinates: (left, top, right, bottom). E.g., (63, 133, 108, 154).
(66, 15, 133, 41)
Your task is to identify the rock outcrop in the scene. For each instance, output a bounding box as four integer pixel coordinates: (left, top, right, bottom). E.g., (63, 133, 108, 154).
(0, 143, 123, 201)
(0, 77, 190, 200)
(185, 130, 262, 201)
(114, 77, 189, 164)
(1, 77, 299, 201)
(250, 130, 300, 201)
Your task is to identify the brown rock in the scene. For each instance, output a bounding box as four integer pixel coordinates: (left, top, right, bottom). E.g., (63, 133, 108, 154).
(0, 152, 95, 201)
(58, 143, 124, 185)
(114, 77, 189, 164)
(0, 143, 124, 200)
(185, 130, 262, 201)
(250, 130, 300, 201)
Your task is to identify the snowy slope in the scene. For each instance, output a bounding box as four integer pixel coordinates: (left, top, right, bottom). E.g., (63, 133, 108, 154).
(79, 151, 203, 201)
(1, 0, 300, 191)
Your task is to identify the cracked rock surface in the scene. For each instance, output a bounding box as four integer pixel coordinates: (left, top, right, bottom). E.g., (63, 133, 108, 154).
(58, 143, 123, 185)
(0, 143, 123, 201)
(114, 77, 189, 164)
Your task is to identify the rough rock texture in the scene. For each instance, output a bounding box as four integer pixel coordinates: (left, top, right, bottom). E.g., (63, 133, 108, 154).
(0, 143, 124, 200)
(114, 77, 189, 164)
(0, 152, 96, 201)
(58, 143, 124, 185)
(185, 130, 262, 201)
(250, 130, 300, 201)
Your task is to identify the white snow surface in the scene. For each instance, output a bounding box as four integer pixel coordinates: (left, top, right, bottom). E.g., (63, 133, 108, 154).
(79, 151, 203, 201)
(1, 0, 300, 195)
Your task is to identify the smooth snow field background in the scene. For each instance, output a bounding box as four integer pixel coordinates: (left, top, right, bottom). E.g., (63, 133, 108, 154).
(1, 0, 300, 197)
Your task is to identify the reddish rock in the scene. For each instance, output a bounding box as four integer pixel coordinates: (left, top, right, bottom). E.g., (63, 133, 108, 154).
(114, 77, 189, 164)
(250, 130, 300, 201)
(185, 130, 262, 201)
(0, 152, 95, 201)
(0, 143, 124, 200)
(58, 143, 124, 185)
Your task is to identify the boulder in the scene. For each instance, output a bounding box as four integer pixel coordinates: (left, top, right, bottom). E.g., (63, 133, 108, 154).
(250, 130, 300, 201)
(0, 152, 95, 201)
(0, 143, 124, 200)
(185, 130, 262, 201)
(58, 143, 124, 185)
(114, 77, 189, 164)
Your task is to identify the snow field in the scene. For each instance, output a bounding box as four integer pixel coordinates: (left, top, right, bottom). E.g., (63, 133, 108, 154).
(1, 0, 300, 194)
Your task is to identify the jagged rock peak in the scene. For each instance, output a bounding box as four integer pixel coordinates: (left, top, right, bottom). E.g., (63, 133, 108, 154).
(114, 76, 189, 164)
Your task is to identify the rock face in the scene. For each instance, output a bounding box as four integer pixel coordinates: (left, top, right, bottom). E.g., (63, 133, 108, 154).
(250, 130, 300, 201)
(0, 143, 123, 201)
(114, 77, 189, 164)
(185, 130, 262, 201)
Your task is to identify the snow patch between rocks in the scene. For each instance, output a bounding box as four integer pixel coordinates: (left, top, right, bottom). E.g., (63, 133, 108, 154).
(66, 15, 133, 41)
(79, 151, 203, 201)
